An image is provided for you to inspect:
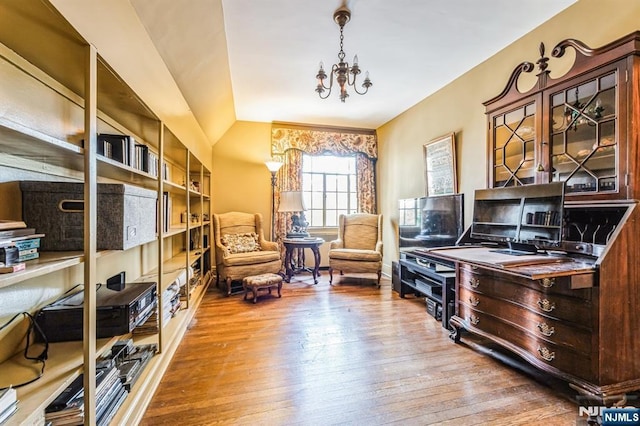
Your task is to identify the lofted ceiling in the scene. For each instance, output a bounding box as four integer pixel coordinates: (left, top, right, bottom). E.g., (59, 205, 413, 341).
(59, 0, 577, 146)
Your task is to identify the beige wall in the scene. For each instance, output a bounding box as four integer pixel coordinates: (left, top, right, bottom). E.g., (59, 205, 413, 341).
(210, 0, 640, 274)
(211, 121, 276, 237)
(377, 0, 640, 274)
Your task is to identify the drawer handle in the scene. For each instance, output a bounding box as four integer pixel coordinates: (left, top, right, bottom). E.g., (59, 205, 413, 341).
(537, 299, 556, 312)
(537, 322, 555, 337)
(469, 314, 480, 325)
(468, 296, 480, 307)
(537, 346, 555, 362)
(539, 278, 555, 289)
(469, 277, 480, 288)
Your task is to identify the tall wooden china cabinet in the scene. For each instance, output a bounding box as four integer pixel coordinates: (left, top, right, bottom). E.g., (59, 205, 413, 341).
(441, 32, 640, 403)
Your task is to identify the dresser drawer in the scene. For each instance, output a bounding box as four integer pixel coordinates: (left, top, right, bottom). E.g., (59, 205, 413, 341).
(459, 287, 592, 354)
(459, 269, 592, 326)
(458, 304, 595, 382)
(459, 263, 593, 300)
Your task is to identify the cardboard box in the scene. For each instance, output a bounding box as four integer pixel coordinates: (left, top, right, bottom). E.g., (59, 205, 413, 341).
(21, 181, 157, 251)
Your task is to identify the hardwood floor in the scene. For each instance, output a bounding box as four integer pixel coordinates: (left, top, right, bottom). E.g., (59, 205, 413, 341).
(141, 273, 580, 425)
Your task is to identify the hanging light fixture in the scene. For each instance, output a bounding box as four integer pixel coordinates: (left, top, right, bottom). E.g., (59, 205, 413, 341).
(315, 5, 372, 102)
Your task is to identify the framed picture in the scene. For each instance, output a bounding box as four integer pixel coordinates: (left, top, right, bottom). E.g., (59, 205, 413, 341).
(424, 132, 457, 196)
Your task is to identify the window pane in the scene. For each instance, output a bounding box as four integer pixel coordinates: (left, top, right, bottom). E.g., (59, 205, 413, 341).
(337, 192, 348, 208)
(311, 192, 323, 209)
(336, 175, 348, 192)
(326, 192, 337, 209)
(302, 176, 312, 191)
(350, 194, 357, 210)
(326, 174, 337, 192)
(310, 209, 323, 226)
(326, 210, 338, 227)
(311, 174, 323, 190)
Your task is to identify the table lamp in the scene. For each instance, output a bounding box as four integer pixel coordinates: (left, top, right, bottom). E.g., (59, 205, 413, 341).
(278, 191, 309, 238)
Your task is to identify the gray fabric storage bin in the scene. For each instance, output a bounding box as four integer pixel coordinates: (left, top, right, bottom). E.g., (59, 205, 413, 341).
(20, 181, 157, 251)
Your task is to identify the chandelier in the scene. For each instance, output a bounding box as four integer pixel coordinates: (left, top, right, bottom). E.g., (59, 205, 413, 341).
(315, 5, 372, 102)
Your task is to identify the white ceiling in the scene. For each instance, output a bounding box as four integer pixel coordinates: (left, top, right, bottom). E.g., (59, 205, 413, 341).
(130, 0, 576, 143)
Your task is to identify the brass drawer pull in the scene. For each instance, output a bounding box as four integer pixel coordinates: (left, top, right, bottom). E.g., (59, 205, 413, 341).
(537, 322, 555, 337)
(469, 314, 480, 325)
(469, 277, 480, 288)
(468, 296, 480, 307)
(539, 278, 555, 289)
(537, 346, 555, 362)
(537, 298, 556, 312)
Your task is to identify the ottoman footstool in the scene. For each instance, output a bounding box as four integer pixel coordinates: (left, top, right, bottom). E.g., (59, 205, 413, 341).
(243, 273, 283, 303)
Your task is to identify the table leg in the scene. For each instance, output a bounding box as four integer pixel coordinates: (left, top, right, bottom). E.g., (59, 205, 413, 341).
(311, 246, 321, 284)
(285, 246, 293, 283)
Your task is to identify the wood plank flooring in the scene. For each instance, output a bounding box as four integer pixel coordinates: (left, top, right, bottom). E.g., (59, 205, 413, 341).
(141, 273, 580, 425)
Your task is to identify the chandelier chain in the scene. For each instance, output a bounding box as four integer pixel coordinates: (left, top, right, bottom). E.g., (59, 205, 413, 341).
(338, 25, 345, 62)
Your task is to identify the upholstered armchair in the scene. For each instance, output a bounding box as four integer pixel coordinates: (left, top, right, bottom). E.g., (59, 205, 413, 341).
(328, 213, 383, 287)
(213, 212, 282, 295)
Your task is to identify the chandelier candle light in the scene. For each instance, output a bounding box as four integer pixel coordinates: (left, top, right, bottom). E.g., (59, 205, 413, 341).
(315, 5, 372, 102)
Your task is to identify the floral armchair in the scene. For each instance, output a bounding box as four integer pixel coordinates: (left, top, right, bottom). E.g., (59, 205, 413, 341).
(213, 212, 281, 295)
(328, 213, 383, 287)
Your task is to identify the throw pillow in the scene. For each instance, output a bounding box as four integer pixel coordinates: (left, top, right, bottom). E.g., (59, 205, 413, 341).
(221, 232, 261, 254)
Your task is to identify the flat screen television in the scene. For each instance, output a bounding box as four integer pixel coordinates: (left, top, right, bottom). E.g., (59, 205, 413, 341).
(398, 194, 464, 251)
(470, 182, 564, 254)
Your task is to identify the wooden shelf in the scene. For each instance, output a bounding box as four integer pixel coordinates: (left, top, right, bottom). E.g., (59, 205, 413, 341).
(162, 180, 187, 195)
(163, 226, 187, 238)
(0, 250, 116, 290)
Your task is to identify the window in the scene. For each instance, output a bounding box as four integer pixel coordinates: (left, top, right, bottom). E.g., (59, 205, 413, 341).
(302, 154, 357, 227)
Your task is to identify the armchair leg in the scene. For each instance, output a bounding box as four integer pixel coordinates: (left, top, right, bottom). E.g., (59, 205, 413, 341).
(226, 277, 232, 296)
(377, 270, 382, 288)
(329, 267, 334, 285)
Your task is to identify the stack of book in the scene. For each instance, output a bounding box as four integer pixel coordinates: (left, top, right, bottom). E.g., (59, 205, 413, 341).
(0, 220, 45, 273)
(0, 387, 18, 424)
(45, 365, 127, 426)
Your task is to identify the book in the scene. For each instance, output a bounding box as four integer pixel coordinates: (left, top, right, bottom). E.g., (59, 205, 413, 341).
(18, 248, 37, 256)
(0, 228, 36, 240)
(0, 387, 17, 416)
(0, 263, 26, 274)
(0, 220, 26, 231)
(0, 401, 18, 424)
(18, 252, 39, 262)
(14, 237, 41, 250)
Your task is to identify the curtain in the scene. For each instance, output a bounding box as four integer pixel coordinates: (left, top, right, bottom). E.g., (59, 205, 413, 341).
(271, 124, 378, 241)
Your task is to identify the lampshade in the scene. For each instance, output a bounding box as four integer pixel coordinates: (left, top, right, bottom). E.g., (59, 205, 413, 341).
(278, 191, 306, 212)
(265, 160, 283, 173)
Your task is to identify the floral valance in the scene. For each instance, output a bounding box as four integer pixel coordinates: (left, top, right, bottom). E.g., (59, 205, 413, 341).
(271, 125, 377, 159)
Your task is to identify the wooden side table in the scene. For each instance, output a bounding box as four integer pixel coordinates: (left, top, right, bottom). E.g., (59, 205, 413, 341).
(283, 238, 324, 284)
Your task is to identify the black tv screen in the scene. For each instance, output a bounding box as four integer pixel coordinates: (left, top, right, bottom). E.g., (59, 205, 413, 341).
(398, 194, 464, 251)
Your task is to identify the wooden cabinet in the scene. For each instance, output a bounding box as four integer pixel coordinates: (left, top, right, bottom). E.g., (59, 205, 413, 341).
(0, 0, 212, 424)
(485, 32, 640, 201)
(468, 33, 640, 401)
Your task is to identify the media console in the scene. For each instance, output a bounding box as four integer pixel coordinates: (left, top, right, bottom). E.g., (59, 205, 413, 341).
(399, 250, 455, 328)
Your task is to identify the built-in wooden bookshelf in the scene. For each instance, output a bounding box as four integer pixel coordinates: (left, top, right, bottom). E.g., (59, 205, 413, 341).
(0, 0, 212, 423)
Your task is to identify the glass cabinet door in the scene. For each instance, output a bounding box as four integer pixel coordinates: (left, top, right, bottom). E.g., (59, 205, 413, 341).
(492, 102, 537, 187)
(549, 72, 617, 194)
